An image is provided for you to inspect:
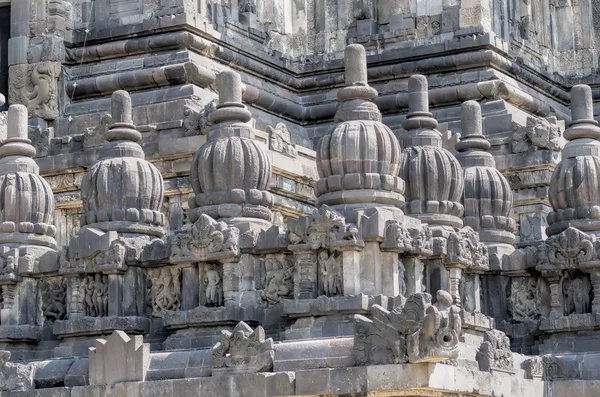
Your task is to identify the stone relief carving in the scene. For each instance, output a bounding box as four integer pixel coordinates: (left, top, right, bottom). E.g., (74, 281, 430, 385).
(508, 278, 539, 321)
(238, 0, 257, 13)
(204, 263, 223, 307)
(41, 279, 67, 323)
(268, 123, 297, 157)
(212, 321, 274, 375)
(537, 227, 595, 271)
(0, 255, 16, 278)
(0, 351, 34, 391)
(84, 274, 108, 317)
(260, 257, 293, 305)
(288, 205, 361, 250)
(354, 290, 462, 365)
(318, 250, 342, 297)
(524, 356, 543, 379)
(183, 100, 217, 136)
(445, 226, 489, 271)
(512, 116, 562, 153)
(84, 113, 111, 149)
(9, 62, 61, 121)
(542, 354, 578, 381)
(171, 214, 240, 263)
(477, 330, 514, 372)
(381, 221, 433, 256)
(148, 267, 182, 316)
(562, 273, 591, 315)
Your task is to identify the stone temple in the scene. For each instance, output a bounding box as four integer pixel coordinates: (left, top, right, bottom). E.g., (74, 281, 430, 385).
(0, 0, 600, 396)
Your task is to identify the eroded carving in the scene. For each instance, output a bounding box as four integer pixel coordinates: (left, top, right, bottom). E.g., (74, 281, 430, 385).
(0, 351, 34, 391)
(508, 277, 539, 321)
(354, 290, 461, 365)
(563, 273, 591, 315)
(268, 123, 297, 157)
(381, 221, 433, 256)
(445, 227, 489, 271)
(537, 227, 595, 271)
(84, 274, 108, 317)
(204, 263, 223, 307)
(171, 214, 240, 263)
(318, 250, 342, 297)
(512, 116, 562, 153)
(41, 279, 67, 323)
(212, 321, 274, 375)
(260, 257, 293, 304)
(478, 330, 514, 372)
(288, 205, 361, 250)
(149, 267, 182, 316)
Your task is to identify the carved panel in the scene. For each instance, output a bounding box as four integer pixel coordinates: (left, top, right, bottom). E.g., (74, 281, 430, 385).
(8, 62, 60, 121)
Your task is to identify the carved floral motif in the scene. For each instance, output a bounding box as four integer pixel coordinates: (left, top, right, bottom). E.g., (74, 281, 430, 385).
(537, 227, 595, 271)
(171, 214, 240, 263)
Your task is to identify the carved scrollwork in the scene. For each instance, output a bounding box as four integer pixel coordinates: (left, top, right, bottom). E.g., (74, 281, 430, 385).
(212, 321, 274, 375)
(287, 205, 362, 250)
(353, 290, 461, 366)
(445, 226, 489, 271)
(537, 227, 595, 271)
(170, 214, 240, 263)
(381, 221, 433, 256)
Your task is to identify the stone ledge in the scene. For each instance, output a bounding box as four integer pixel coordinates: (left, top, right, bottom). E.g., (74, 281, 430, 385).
(0, 325, 42, 342)
(54, 316, 151, 339)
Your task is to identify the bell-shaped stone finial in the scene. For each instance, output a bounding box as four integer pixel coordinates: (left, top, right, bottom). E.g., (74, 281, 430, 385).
(456, 100, 514, 248)
(0, 105, 36, 159)
(344, 44, 368, 86)
(208, 71, 252, 127)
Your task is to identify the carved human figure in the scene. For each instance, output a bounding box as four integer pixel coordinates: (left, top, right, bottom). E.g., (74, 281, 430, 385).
(263, 258, 293, 304)
(84, 276, 96, 316)
(563, 275, 591, 315)
(0, 256, 14, 275)
(204, 264, 223, 307)
(318, 250, 342, 297)
(93, 274, 108, 317)
(152, 267, 182, 314)
(42, 280, 67, 322)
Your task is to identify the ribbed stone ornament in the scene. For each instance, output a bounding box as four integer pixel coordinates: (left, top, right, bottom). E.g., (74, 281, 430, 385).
(548, 85, 600, 236)
(0, 105, 57, 248)
(189, 71, 273, 225)
(80, 91, 165, 237)
(456, 101, 515, 245)
(399, 75, 464, 228)
(316, 44, 405, 211)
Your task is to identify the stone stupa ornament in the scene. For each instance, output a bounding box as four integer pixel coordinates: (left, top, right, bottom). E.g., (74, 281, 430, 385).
(547, 85, 600, 236)
(189, 70, 273, 231)
(399, 75, 464, 229)
(316, 44, 405, 220)
(80, 91, 165, 237)
(0, 104, 58, 273)
(456, 101, 515, 255)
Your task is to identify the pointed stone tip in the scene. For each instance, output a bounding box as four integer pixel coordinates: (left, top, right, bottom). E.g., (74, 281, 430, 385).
(7, 104, 28, 140)
(461, 100, 482, 136)
(344, 44, 368, 86)
(571, 84, 593, 122)
(111, 90, 132, 124)
(217, 70, 243, 105)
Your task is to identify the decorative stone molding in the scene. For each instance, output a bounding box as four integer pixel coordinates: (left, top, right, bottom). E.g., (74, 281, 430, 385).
(353, 290, 461, 365)
(380, 221, 433, 256)
(212, 321, 274, 375)
(0, 351, 34, 391)
(537, 227, 595, 271)
(542, 354, 578, 381)
(8, 62, 61, 121)
(148, 266, 182, 317)
(268, 122, 297, 157)
(287, 205, 362, 251)
(170, 214, 240, 263)
(445, 227, 490, 271)
(89, 330, 150, 385)
(477, 330, 514, 372)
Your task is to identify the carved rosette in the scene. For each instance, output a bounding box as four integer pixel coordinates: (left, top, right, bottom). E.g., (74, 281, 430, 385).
(548, 85, 600, 236)
(0, 105, 57, 250)
(188, 71, 273, 226)
(315, 45, 405, 212)
(80, 91, 165, 237)
(399, 75, 464, 228)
